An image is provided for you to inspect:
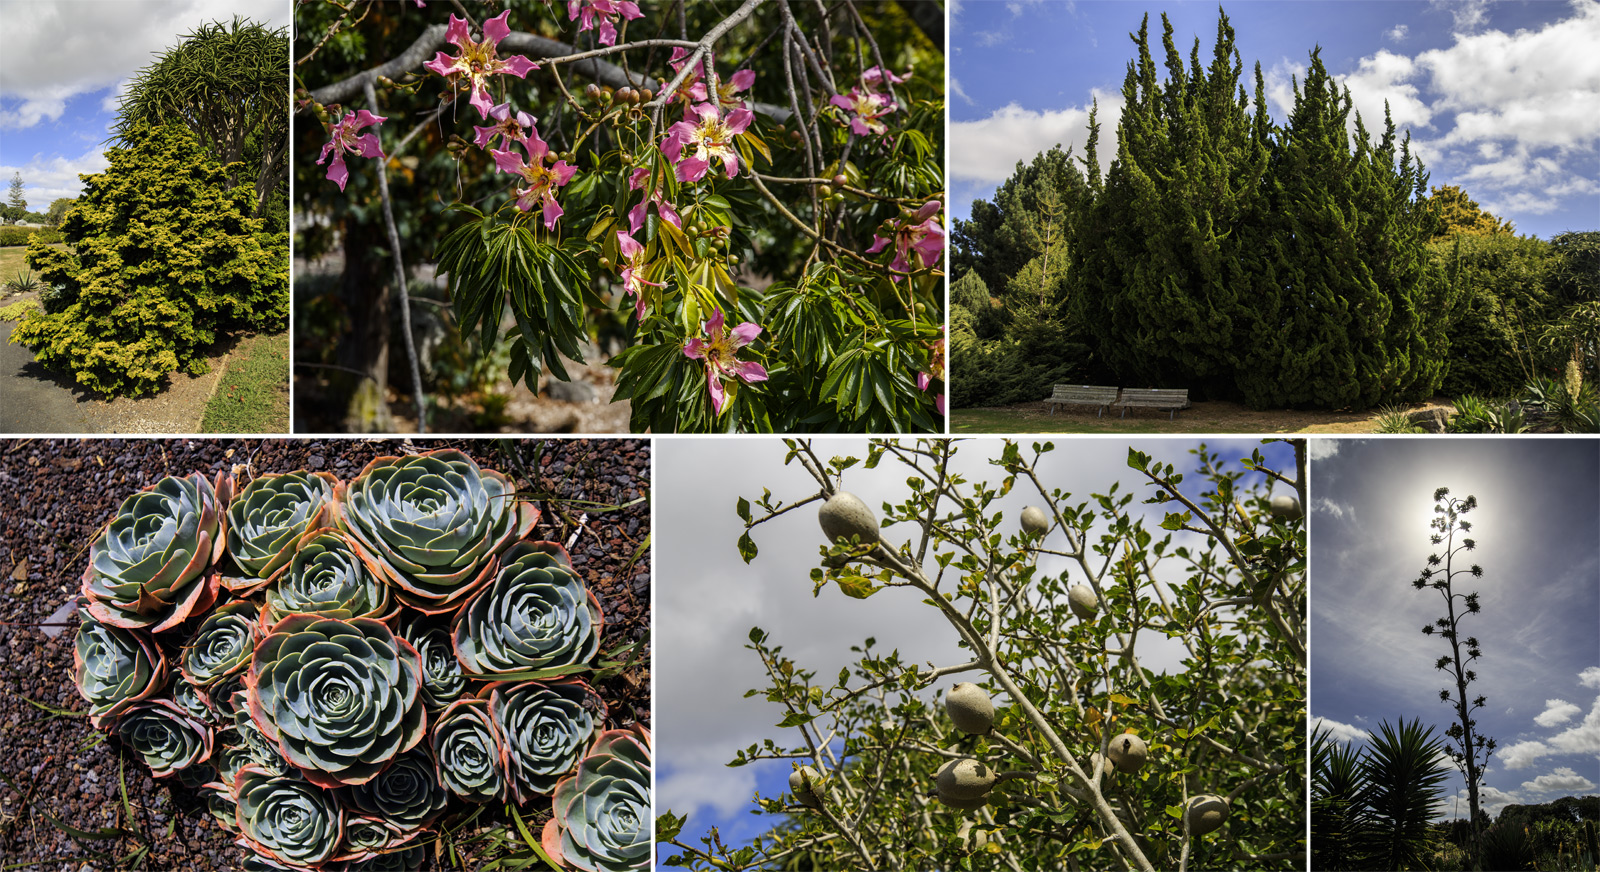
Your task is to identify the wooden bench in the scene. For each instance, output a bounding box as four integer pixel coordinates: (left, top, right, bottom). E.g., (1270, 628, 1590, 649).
(1046, 385, 1120, 417)
(1118, 388, 1190, 420)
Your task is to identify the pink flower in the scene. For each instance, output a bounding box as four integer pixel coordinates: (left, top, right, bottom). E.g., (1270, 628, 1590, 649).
(489, 128, 578, 229)
(615, 231, 663, 319)
(829, 88, 897, 136)
(861, 65, 907, 89)
(668, 48, 756, 110)
(424, 12, 538, 119)
(867, 200, 944, 280)
(662, 102, 754, 183)
(473, 101, 534, 150)
(919, 336, 945, 415)
(683, 308, 767, 415)
(317, 108, 386, 191)
(568, 0, 642, 47)
(626, 167, 681, 234)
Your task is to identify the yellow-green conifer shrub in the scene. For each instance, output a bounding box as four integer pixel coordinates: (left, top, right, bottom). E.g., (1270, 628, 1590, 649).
(13, 122, 288, 396)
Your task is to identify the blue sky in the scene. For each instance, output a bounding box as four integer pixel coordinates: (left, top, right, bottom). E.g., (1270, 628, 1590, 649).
(0, 0, 288, 213)
(657, 436, 1299, 865)
(1310, 439, 1600, 820)
(950, 0, 1600, 241)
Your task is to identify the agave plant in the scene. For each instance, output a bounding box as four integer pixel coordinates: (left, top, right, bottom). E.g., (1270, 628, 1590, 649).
(453, 540, 602, 674)
(82, 470, 231, 631)
(180, 598, 260, 689)
(246, 615, 425, 787)
(260, 528, 396, 627)
(489, 678, 606, 802)
(543, 725, 652, 872)
(73, 610, 167, 727)
(116, 699, 214, 777)
(334, 449, 537, 613)
(430, 697, 509, 802)
(395, 613, 466, 711)
(337, 748, 450, 832)
(234, 765, 345, 869)
(226, 470, 339, 589)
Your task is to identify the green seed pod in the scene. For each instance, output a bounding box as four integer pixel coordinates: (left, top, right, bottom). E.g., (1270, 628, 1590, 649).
(1019, 506, 1049, 537)
(936, 791, 989, 810)
(945, 683, 994, 735)
(832, 173, 848, 188)
(1107, 733, 1148, 773)
(1184, 794, 1230, 836)
(818, 491, 879, 546)
(935, 757, 997, 801)
(1269, 494, 1302, 520)
(790, 765, 823, 808)
(1068, 584, 1099, 620)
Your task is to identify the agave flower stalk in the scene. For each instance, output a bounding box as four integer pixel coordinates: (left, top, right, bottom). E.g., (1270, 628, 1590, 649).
(431, 697, 510, 802)
(245, 615, 425, 788)
(180, 598, 260, 689)
(82, 470, 231, 632)
(260, 527, 397, 627)
(225, 471, 338, 591)
(116, 699, 214, 777)
(334, 449, 537, 614)
(234, 765, 345, 869)
(487, 678, 606, 802)
(453, 540, 602, 674)
(543, 725, 653, 872)
(73, 609, 167, 727)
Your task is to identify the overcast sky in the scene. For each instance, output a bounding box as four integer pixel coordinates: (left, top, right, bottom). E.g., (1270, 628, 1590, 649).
(0, 0, 289, 212)
(1309, 438, 1600, 820)
(657, 435, 1299, 862)
(949, 0, 1600, 241)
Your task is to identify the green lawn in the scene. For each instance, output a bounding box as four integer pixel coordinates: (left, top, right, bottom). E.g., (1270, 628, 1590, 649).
(0, 242, 66, 283)
(201, 332, 290, 433)
(952, 408, 1177, 434)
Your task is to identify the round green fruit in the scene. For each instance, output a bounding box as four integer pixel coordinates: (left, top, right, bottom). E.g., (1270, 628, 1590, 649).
(945, 682, 994, 735)
(1107, 733, 1148, 773)
(818, 491, 879, 546)
(1269, 494, 1302, 520)
(1184, 794, 1229, 836)
(935, 757, 997, 801)
(790, 765, 824, 808)
(1020, 506, 1050, 537)
(1068, 584, 1098, 620)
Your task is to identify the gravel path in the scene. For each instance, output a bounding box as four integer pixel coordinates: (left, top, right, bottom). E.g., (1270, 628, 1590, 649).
(0, 437, 651, 870)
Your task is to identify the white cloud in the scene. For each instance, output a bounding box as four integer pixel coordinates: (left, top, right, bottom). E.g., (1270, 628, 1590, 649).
(1313, 715, 1370, 744)
(950, 77, 975, 107)
(0, 0, 291, 132)
(1535, 699, 1582, 728)
(1549, 696, 1600, 758)
(1387, 24, 1409, 43)
(1579, 666, 1600, 689)
(948, 92, 1124, 184)
(1315, 497, 1348, 521)
(1520, 767, 1597, 794)
(1340, 49, 1434, 135)
(1433, 0, 1492, 33)
(0, 146, 111, 211)
(1449, 784, 1519, 818)
(1307, 440, 1342, 462)
(1500, 739, 1551, 770)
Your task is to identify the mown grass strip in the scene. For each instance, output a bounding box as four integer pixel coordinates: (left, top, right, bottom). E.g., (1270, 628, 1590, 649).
(201, 332, 289, 433)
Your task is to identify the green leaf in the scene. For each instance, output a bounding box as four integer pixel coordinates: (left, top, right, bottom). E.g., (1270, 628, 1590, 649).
(737, 531, 758, 563)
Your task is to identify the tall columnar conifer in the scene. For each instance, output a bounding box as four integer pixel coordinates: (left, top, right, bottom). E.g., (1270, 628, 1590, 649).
(13, 123, 288, 396)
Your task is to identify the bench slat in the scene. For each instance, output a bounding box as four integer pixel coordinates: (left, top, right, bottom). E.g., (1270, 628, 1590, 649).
(1045, 385, 1119, 416)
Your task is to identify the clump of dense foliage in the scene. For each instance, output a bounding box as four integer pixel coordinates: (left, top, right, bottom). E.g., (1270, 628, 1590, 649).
(12, 123, 288, 396)
(71, 449, 650, 871)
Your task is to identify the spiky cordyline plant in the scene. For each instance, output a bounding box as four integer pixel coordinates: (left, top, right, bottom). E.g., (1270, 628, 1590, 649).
(1414, 486, 1497, 866)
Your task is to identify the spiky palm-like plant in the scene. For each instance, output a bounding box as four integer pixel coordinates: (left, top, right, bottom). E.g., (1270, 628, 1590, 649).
(1311, 724, 1370, 870)
(1414, 487, 1497, 865)
(1363, 718, 1451, 871)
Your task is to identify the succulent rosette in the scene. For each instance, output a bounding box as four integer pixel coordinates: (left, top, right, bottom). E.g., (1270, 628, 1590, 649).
(334, 449, 537, 614)
(430, 697, 509, 802)
(207, 670, 249, 720)
(116, 699, 214, 777)
(172, 679, 220, 726)
(396, 614, 466, 712)
(234, 765, 345, 869)
(330, 815, 419, 865)
(329, 844, 430, 872)
(488, 678, 606, 801)
(337, 748, 450, 832)
(543, 726, 652, 872)
(82, 470, 231, 631)
(181, 598, 260, 689)
(245, 615, 426, 788)
(225, 471, 339, 589)
(261, 528, 397, 627)
(74, 610, 168, 727)
(453, 540, 602, 674)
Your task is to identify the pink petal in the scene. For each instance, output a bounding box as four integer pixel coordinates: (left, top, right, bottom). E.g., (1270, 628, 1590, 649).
(669, 48, 690, 67)
(317, 141, 334, 167)
(550, 161, 578, 186)
(706, 370, 727, 414)
(723, 151, 740, 179)
(917, 372, 931, 392)
(490, 148, 526, 175)
(424, 53, 456, 77)
(683, 337, 707, 361)
(616, 231, 643, 259)
(353, 132, 384, 160)
(913, 200, 942, 223)
(658, 201, 681, 228)
(619, 1, 643, 20)
(936, 394, 946, 415)
(705, 308, 726, 334)
(913, 231, 944, 269)
(849, 117, 874, 137)
(726, 108, 754, 135)
(829, 95, 855, 111)
(627, 167, 649, 190)
(473, 125, 498, 149)
(525, 129, 549, 162)
(482, 10, 512, 45)
(660, 131, 686, 164)
(501, 55, 538, 79)
(732, 359, 768, 384)
(598, 19, 618, 46)
(729, 320, 761, 348)
(866, 235, 890, 255)
(627, 201, 647, 234)
(444, 15, 472, 48)
(542, 197, 564, 230)
(350, 109, 386, 129)
(568, 0, 581, 22)
(676, 157, 709, 183)
(325, 154, 350, 191)
(691, 102, 720, 123)
(729, 69, 756, 92)
(469, 84, 495, 118)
